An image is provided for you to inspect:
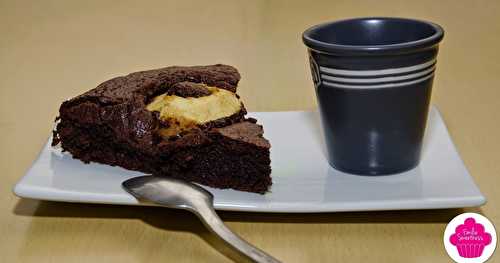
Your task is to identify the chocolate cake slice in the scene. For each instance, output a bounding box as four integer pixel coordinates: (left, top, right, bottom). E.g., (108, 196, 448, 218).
(52, 65, 272, 193)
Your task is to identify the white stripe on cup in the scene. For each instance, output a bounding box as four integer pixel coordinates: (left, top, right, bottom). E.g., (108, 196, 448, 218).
(320, 65, 435, 84)
(319, 59, 436, 77)
(322, 72, 434, 89)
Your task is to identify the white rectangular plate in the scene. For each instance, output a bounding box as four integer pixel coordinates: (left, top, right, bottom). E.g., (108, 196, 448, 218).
(14, 107, 486, 212)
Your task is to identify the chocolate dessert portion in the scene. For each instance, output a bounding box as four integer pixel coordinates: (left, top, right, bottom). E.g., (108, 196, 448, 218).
(52, 65, 272, 193)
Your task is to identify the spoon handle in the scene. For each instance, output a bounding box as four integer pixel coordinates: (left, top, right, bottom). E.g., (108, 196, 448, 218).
(194, 205, 281, 263)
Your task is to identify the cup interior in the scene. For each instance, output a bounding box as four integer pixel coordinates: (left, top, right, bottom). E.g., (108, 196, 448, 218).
(310, 18, 437, 46)
(303, 17, 444, 54)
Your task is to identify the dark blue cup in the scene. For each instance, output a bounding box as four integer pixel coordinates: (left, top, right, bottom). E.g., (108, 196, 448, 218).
(302, 17, 444, 175)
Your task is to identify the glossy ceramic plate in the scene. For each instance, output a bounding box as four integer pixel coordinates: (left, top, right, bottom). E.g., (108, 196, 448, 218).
(14, 107, 486, 212)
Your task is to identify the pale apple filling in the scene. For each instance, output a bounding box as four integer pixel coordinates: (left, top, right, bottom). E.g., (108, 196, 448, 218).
(146, 86, 242, 137)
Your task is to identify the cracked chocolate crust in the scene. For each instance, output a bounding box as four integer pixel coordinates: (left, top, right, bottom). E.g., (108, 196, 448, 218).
(167, 81, 212, 98)
(54, 65, 241, 154)
(68, 64, 240, 105)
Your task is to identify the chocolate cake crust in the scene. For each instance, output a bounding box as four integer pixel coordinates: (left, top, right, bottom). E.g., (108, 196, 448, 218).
(168, 81, 212, 98)
(69, 64, 240, 105)
(57, 65, 241, 154)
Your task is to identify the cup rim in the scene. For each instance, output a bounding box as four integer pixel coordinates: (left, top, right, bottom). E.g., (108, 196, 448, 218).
(302, 17, 444, 55)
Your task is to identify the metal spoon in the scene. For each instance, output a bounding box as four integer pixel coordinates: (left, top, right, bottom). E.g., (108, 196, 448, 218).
(122, 176, 281, 263)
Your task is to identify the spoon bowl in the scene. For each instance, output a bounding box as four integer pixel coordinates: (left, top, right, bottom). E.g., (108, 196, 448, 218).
(123, 176, 213, 212)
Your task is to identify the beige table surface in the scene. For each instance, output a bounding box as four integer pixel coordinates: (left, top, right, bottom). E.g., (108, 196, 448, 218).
(1, 0, 500, 262)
